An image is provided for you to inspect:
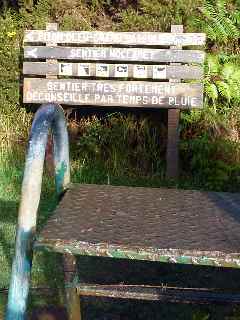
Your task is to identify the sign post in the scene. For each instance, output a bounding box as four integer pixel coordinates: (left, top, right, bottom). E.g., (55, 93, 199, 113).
(166, 25, 184, 180)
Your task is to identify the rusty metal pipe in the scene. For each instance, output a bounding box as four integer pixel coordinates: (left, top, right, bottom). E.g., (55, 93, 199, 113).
(6, 103, 70, 320)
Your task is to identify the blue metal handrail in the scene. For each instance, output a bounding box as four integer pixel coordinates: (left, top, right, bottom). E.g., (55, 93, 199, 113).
(6, 103, 70, 320)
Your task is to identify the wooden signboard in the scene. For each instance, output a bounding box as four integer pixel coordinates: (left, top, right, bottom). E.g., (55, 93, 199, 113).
(24, 30, 206, 46)
(23, 23, 206, 180)
(23, 78, 203, 108)
(24, 46, 205, 64)
(23, 25, 205, 110)
(23, 62, 203, 80)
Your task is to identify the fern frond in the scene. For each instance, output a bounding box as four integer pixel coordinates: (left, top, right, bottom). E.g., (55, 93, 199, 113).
(221, 63, 235, 80)
(197, 0, 239, 43)
(216, 0, 227, 10)
(203, 3, 216, 20)
(232, 11, 240, 26)
(205, 82, 219, 101)
(229, 84, 240, 102)
(219, 53, 240, 63)
(206, 55, 220, 74)
(205, 26, 217, 40)
(216, 15, 239, 39)
(216, 81, 231, 101)
(231, 70, 240, 83)
(211, 19, 228, 41)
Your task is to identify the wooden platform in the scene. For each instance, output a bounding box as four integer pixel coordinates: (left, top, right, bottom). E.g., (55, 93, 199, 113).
(36, 184, 240, 268)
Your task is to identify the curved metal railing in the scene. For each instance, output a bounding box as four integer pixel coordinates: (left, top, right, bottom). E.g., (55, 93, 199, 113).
(6, 103, 70, 320)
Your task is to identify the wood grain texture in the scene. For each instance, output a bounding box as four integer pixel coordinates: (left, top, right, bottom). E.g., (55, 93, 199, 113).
(24, 30, 206, 46)
(166, 25, 183, 180)
(63, 254, 82, 320)
(24, 46, 205, 63)
(46, 23, 58, 80)
(23, 62, 203, 79)
(23, 78, 203, 108)
(75, 283, 240, 304)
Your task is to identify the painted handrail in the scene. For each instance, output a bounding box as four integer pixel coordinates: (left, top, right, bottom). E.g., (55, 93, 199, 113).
(6, 103, 70, 320)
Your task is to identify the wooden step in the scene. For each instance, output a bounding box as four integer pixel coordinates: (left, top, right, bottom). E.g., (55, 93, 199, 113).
(35, 184, 240, 268)
(75, 283, 240, 305)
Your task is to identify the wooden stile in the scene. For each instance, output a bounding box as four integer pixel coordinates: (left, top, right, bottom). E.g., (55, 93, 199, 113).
(22, 23, 206, 180)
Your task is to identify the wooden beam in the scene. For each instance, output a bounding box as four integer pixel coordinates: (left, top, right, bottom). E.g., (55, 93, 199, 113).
(166, 25, 183, 180)
(23, 78, 203, 108)
(76, 283, 240, 305)
(24, 46, 205, 64)
(23, 62, 204, 79)
(46, 23, 58, 80)
(63, 254, 81, 320)
(24, 30, 206, 46)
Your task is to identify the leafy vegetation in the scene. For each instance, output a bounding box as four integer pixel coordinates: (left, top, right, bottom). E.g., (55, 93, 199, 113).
(0, 0, 239, 318)
(204, 54, 240, 104)
(193, 0, 240, 45)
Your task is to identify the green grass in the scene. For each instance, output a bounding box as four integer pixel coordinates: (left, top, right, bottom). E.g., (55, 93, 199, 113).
(0, 150, 64, 319)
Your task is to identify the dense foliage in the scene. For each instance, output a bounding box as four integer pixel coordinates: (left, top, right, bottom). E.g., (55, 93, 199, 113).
(0, 0, 239, 192)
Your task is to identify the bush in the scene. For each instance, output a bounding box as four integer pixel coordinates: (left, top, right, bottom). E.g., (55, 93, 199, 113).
(181, 135, 240, 191)
(71, 112, 165, 178)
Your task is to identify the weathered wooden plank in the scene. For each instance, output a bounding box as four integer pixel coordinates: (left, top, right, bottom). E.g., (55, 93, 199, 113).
(63, 254, 82, 320)
(76, 283, 240, 304)
(23, 78, 203, 108)
(167, 25, 183, 180)
(46, 23, 58, 80)
(23, 62, 203, 79)
(24, 30, 206, 46)
(24, 46, 205, 64)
